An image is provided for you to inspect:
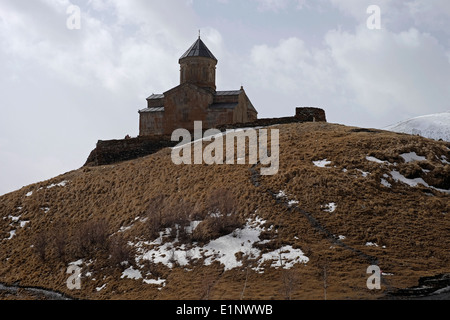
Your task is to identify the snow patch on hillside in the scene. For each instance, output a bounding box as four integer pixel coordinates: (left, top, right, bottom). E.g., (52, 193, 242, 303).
(256, 246, 308, 271)
(2, 215, 30, 241)
(313, 159, 332, 168)
(23, 180, 69, 199)
(121, 267, 142, 280)
(366, 156, 389, 165)
(400, 152, 426, 163)
(390, 170, 450, 194)
(276, 190, 299, 207)
(46, 181, 69, 189)
(364, 152, 449, 193)
(131, 216, 309, 276)
(322, 203, 337, 213)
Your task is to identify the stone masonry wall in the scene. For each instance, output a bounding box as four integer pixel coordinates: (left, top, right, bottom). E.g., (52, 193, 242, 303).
(139, 112, 164, 136)
(84, 136, 177, 167)
(295, 107, 327, 122)
(86, 108, 327, 167)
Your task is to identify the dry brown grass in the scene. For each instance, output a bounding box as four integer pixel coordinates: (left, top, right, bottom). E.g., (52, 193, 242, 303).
(0, 122, 448, 300)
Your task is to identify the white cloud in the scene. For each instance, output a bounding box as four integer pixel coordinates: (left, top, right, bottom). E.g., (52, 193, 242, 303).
(239, 36, 350, 122)
(0, 148, 72, 196)
(325, 26, 450, 118)
(247, 37, 338, 95)
(406, 0, 450, 33)
(0, 0, 199, 93)
(253, 0, 306, 12)
(242, 22, 450, 126)
(328, 0, 392, 21)
(0, 0, 200, 195)
(328, 0, 450, 34)
(327, 0, 417, 32)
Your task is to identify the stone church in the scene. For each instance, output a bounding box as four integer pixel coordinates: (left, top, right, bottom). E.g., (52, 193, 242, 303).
(139, 36, 258, 136)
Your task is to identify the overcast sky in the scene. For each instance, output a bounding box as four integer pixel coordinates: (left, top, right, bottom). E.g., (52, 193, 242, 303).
(1, 0, 450, 195)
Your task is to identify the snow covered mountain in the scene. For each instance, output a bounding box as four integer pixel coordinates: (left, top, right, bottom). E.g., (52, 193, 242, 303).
(384, 112, 450, 142)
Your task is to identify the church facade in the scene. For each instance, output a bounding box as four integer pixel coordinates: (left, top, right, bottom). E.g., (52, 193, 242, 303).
(139, 37, 258, 136)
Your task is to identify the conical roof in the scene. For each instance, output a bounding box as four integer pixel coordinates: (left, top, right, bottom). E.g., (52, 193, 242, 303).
(179, 37, 217, 61)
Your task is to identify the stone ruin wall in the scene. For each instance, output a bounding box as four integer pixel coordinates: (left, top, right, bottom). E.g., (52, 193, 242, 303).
(295, 107, 327, 122)
(85, 107, 327, 167)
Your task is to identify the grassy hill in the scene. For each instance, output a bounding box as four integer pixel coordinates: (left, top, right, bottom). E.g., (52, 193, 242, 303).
(0, 122, 449, 300)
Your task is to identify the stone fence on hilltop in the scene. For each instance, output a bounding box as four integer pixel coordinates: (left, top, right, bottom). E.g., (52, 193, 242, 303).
(84, 107, 326, 167)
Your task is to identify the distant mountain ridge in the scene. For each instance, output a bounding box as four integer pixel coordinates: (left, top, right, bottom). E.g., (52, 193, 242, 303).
(384, 111, 450, 142)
